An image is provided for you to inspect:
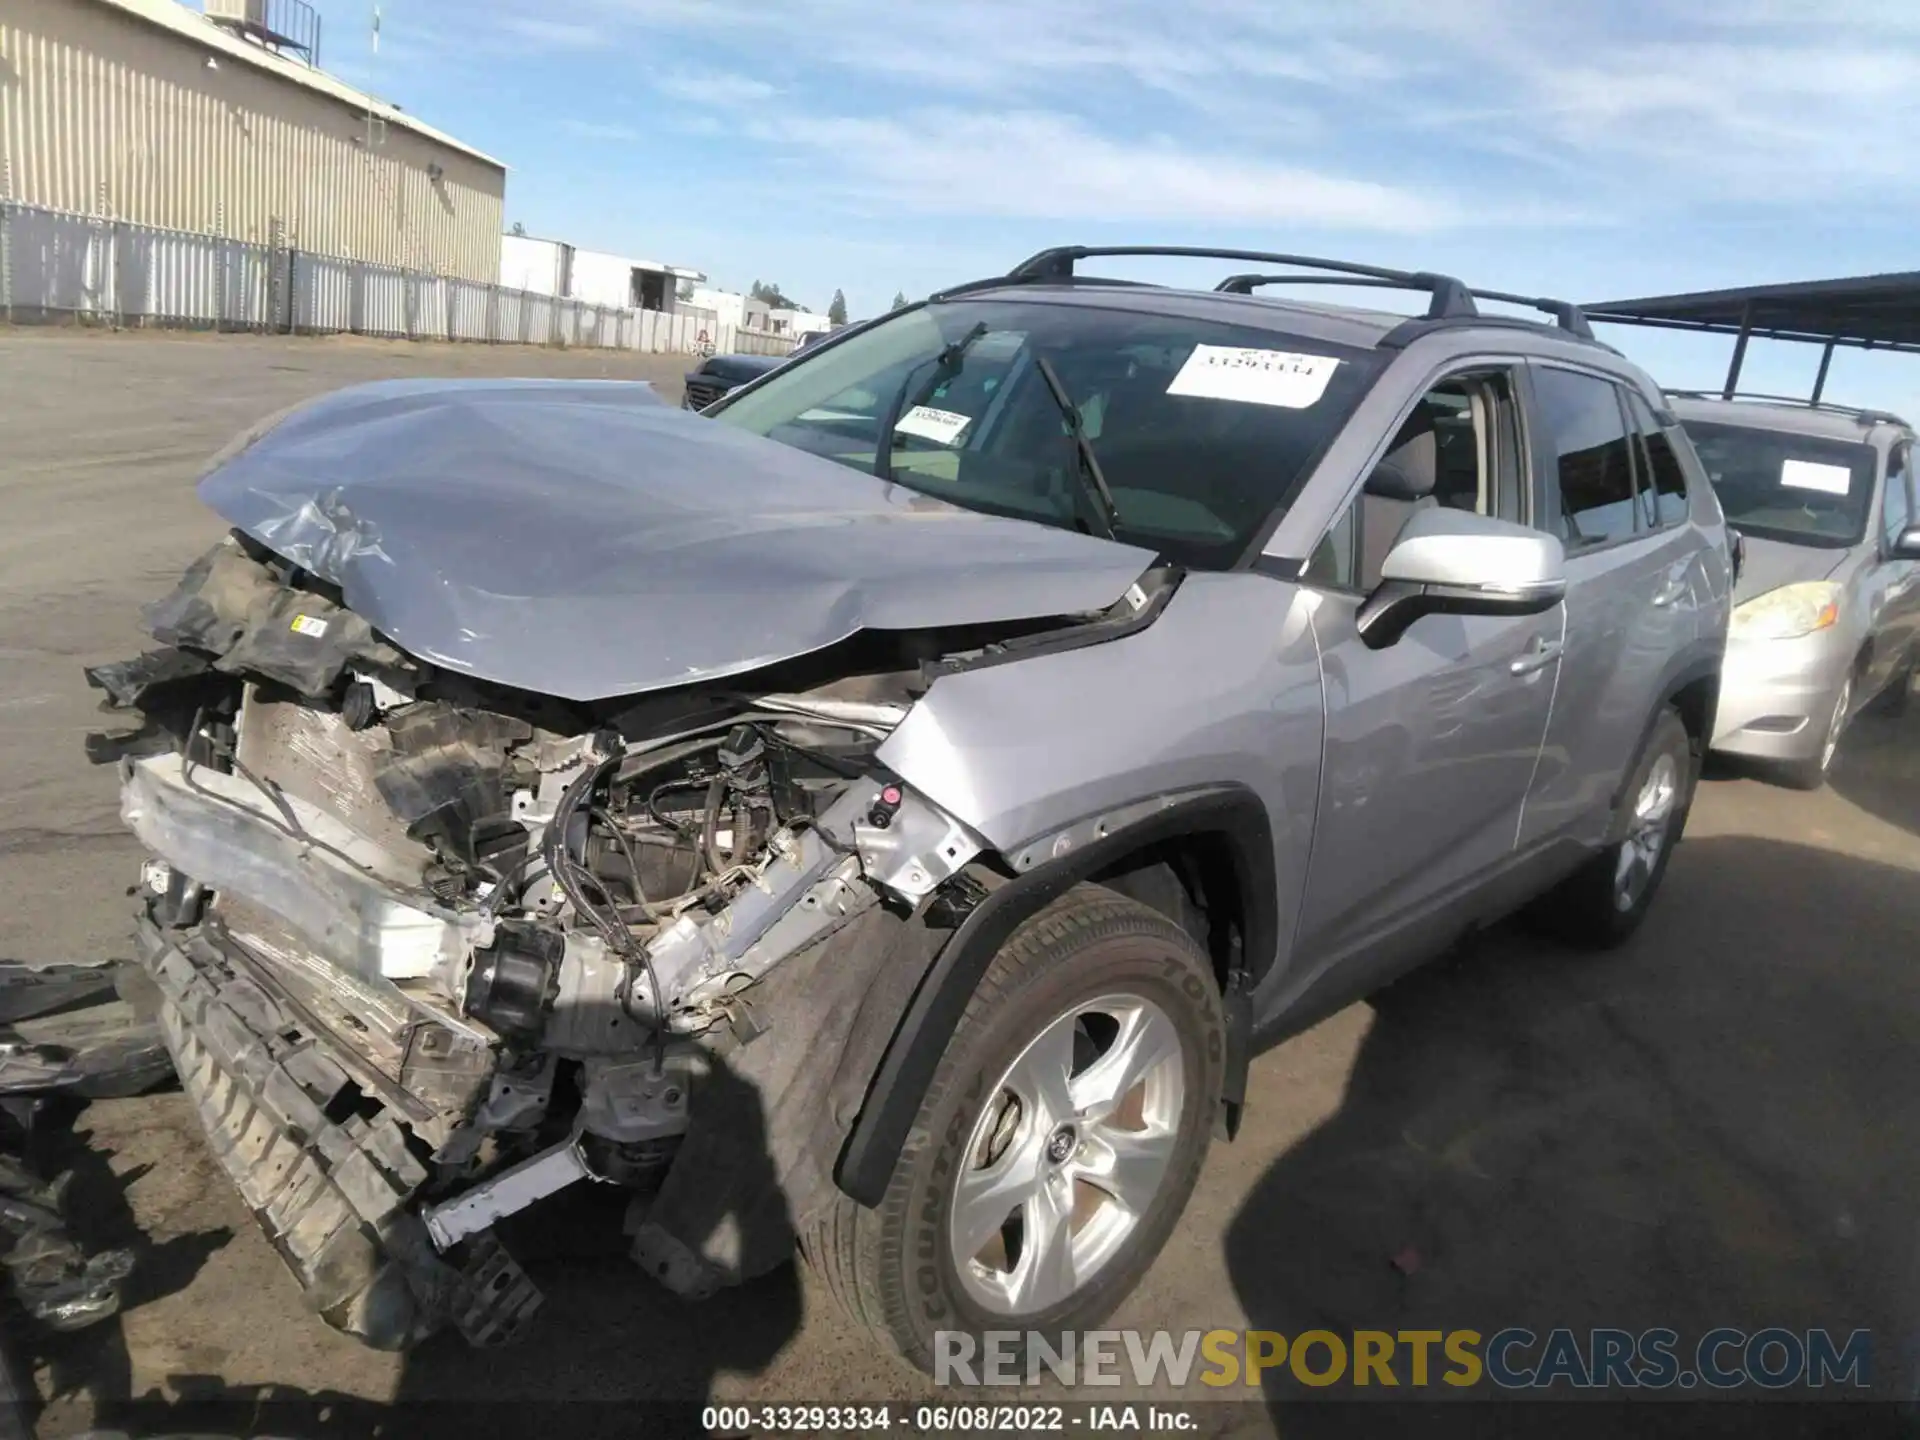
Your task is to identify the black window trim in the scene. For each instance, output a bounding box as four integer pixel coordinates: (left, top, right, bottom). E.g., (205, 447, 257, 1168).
(1620, 388, 1692, 535)
(1617, 383, 1660, 535)
(1526, 359, 1668, 560)
(1880, 438, 1914, 557)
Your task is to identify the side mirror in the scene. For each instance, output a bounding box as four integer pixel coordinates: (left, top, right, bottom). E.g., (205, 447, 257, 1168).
(1891, 523, 1920, 562)
(1357, 508, 1567, 650)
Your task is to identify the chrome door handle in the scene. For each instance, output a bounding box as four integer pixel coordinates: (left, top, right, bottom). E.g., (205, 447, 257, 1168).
(1510, 638, 1564, 676)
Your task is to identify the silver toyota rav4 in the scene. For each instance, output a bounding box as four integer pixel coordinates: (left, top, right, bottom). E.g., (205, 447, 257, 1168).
(1669, 393, 1920, 788)
(89, 246, 1731, 1370)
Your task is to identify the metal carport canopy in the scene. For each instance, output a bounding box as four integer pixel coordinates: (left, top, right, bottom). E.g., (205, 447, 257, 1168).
(1583, 271, 1920, 400)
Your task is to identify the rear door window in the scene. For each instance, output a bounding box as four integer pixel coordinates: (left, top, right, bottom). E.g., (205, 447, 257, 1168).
(1532, 367, 1642, 549)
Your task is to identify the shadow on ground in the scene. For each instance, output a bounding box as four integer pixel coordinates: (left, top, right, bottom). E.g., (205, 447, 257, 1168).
(20, 1099, 231, 1420)
(1223, 826, 1920, 1437)
(1828, 690, 1920, 838)
(1704, 680, 1920, 837)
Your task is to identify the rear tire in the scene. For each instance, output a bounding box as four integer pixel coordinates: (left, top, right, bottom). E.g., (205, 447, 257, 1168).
(800, 886, 1223, 1375)
(1531, 707, 1694, 948)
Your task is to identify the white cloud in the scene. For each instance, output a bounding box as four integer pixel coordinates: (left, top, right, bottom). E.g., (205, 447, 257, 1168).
(1392, 8, 1920, 198)
(560, 119, 645, 142)
(493, 15, 604, 49)
(456, 0, 1920, 279)
(565, 0, 1920, 206)
(652, 69, 779, 107)
(745, 109, 1471, 230)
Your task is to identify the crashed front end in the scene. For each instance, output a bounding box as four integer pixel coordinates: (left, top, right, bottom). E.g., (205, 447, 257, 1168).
(91, 534, 1005, 1349)
(86, 383, 1165, 1350)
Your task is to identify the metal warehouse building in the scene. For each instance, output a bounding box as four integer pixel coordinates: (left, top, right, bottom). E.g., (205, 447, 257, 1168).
(0, 0, 505, 283)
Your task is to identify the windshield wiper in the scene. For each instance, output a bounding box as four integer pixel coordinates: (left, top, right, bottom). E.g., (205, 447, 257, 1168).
(874, 322, 988, 484)
(1032, 353, 1121, 540)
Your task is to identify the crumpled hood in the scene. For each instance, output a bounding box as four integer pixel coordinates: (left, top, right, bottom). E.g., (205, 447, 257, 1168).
(1733, 530, 1856, 604)
(197, 378, 1156, 701)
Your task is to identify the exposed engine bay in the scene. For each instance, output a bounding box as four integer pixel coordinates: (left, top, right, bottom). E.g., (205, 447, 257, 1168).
(83, 376, 1184, 1352)
(88, 531, 1058, 1348)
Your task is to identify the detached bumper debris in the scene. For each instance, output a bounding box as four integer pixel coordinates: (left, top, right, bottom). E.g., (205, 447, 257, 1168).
(0, 1148, 134, 1332)
(0, 961, 171, 1336)
(0, 963, 173, 1100)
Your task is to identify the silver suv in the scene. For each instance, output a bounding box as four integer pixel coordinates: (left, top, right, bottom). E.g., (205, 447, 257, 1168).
(1669, 393, 1920, 788)
(89, 246, 1731, 1369)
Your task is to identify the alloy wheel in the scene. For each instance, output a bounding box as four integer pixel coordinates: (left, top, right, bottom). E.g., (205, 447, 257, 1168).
(949, 994, 1186, 1315)
(1820, 677, 1852, 775)
(1614, 752, 1679, 913)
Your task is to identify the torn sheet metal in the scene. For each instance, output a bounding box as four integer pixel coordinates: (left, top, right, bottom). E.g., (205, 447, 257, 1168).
(0, 1148, 135, 1332)
(196, 378, 1156, 701)
(0, 964, 170, 1100)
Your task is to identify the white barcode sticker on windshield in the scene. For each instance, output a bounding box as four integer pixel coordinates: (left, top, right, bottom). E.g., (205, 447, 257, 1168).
(1780, 459, 1851, 495)
(1166, 346, 1341, 409)
(895, 405, 972, 446)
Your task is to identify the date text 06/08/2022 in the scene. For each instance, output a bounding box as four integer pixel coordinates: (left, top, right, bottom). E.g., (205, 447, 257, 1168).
(703, 1403, 1200, 1434)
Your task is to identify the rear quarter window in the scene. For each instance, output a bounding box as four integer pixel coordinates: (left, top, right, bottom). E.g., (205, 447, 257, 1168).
(1626, 392, 1691, 527)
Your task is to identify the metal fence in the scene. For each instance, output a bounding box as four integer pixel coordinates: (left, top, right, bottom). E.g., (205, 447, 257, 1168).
(0, 201, 794, 358)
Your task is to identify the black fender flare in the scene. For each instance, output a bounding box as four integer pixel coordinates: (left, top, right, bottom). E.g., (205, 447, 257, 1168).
(1610, 651, 1721, 826)
(833, 786, 1277, 1208)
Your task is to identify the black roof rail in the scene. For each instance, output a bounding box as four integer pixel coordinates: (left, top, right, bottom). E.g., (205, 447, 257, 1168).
(1471, 287, 1596, 340)
(993, 246, 1598, 342)
(1219, 272, 1595, 340)
(926, 273, 1157, 302)
(928, 244, 1602, 347)
(1211, 272, 1475, 319)
(1663, 389, 1912, 427)
(1002, 245, 1477, 320)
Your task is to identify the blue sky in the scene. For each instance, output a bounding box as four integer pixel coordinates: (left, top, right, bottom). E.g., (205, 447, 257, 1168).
(322, 0, 1920, 411)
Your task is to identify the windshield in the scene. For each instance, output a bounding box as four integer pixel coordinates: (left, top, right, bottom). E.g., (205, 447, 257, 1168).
(1682, 419, 1878, 549)
(707, 298, 1383, 568)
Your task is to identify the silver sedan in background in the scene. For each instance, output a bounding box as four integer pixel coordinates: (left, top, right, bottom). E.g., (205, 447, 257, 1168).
(1671, 393, 1920, 787)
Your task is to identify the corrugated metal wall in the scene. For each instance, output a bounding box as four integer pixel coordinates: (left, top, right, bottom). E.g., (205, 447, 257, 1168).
(0, 0, 504, 282)
(0, 199, 794, 359)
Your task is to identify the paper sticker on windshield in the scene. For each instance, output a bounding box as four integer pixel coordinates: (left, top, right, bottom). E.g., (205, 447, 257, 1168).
(1166, 346, 1340, 409)
(895, 405, 972, 446)
(1781, 459, 1851, 495)
(289, 614, 329, 639)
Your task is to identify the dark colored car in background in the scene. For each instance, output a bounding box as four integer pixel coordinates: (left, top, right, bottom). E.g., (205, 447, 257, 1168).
(682, 331, 833, 409)
(681, 353, 785, 410)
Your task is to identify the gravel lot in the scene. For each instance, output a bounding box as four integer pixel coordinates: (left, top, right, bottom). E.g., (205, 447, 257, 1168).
(2, 330, 1913, 1437)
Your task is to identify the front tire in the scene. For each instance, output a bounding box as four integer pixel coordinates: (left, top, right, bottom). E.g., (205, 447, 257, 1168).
(1869, 656, 1912, 719)
(801, 887, 1223, 1375)
(1532, 707, 1694, 948)
(1781, 674, 1852, 790)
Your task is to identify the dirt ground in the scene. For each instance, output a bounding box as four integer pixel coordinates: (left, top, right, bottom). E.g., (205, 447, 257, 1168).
(0, 330, 1913, 1437)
